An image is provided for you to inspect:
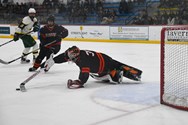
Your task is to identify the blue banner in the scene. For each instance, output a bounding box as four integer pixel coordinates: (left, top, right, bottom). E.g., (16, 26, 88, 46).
(0, 27, 10, 34)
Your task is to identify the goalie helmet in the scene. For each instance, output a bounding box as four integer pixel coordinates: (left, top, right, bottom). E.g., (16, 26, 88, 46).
(67, 46, 80, 62)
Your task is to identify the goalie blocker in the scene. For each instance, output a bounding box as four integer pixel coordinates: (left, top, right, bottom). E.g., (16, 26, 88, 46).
(43, 46, 142, 89)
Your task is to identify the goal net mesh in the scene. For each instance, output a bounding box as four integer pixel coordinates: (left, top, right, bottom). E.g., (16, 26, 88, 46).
(161, 27, 188, 110)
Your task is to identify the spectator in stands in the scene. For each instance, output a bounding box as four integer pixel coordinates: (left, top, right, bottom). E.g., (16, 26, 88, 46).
(152, 15, 161, 25)
(58, 2, 66, 14)
(167, 12, 175, 25)
(158, 0, 168, 8)
(131, 15, 144, 25)
(100, 8, 116, 24)
(160, 11, 168, 25)
(96, 0, 104, 12)
(127, 0, 133, 13)
(80, 8, 87, 23)
(2, 0, 8, 6)
(119, 0, 128, 14)
(141, 9, 148, 23)
(101, 17, 109, 24)
(88, 0, 95, 14)
(146, 17, 154, 25)
(136, 0, 145, 5)
(96, 6, 104, 23)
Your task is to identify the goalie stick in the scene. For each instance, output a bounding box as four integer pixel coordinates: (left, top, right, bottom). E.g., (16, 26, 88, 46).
(0, 39, 57, 64)
(16, 69, 44, 92)
(0, 30, 33, 47)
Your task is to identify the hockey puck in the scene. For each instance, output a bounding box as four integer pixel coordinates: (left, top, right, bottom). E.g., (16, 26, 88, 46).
(16, 88, 20, 91)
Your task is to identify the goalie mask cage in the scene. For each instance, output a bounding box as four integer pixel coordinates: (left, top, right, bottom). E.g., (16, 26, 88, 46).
(160, 27, 188, 110)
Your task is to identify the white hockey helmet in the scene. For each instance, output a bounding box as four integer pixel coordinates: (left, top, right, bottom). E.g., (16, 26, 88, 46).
(28, 8, 36, 13)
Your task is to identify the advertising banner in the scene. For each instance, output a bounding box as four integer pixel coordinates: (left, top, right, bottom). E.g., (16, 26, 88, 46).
(0, 27, 10, 34)
(166, 30, 188, 41)
(64, 25, 109, 39)
(110, 26, 149, 40)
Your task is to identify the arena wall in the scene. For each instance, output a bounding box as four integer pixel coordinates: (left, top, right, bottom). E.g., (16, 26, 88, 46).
(0, 24, 182, 44)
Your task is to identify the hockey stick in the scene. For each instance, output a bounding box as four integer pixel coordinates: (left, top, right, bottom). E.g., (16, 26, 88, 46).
(0, 48, 40, 64)
(0, 30, 33, 47)
(16, 69, 44, 92)
(0, 40, 14, 47)
(0, 39, 57, 65)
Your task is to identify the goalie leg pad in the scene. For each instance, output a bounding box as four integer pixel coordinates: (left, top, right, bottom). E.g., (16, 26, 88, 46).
(110, 70, 123, 84)
(90, 73, 111, 82)
(121, 66, 142, 81)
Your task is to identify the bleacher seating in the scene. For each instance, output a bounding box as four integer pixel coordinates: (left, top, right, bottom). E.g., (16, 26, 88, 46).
(53, 1, 153, 25)
(0, 1, 159, 25)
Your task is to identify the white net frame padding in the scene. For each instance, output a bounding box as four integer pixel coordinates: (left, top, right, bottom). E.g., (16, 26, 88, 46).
(160, 27, 188, 110)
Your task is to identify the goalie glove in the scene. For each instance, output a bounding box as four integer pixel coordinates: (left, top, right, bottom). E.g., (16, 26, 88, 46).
(67, 79, 84, 89)
(44, 53, 54, 72)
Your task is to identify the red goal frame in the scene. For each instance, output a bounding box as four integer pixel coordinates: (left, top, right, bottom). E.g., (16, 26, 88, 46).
(160, 27, 188, 111)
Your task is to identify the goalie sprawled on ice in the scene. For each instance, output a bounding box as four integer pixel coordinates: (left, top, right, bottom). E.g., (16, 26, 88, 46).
(43, 46, 143, 89)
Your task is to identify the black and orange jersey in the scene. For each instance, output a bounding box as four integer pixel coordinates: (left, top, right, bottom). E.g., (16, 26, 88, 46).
(53, 50, 115, 84)
(39, 24, 68, 48)
(77, 50, 112, 73)
(76, 50, 115, 83)
(53, 49, 142, 84)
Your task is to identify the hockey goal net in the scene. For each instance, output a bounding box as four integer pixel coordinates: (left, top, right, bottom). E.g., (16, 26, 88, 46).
(160, 27, 188, 110)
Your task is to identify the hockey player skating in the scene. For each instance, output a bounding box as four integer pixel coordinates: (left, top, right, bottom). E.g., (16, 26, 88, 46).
(28, 15, 68, 72)
(43, 46, 143, 89)
(13, 8, 40, 64)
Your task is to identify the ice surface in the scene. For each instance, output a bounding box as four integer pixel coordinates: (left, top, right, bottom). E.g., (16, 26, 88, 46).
(0, 38, 187, 125)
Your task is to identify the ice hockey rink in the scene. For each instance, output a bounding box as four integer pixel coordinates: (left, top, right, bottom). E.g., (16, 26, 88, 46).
(0, 38, 187, 125)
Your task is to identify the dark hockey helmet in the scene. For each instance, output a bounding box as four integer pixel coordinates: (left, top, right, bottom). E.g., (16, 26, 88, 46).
(47, 15, 55, 22)
(67, 46, 80, 62)
(47, 15, 55, 27)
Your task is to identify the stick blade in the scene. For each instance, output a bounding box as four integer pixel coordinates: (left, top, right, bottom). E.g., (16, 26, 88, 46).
(20, 83, 27, 92)
(0, 59, 9, 64)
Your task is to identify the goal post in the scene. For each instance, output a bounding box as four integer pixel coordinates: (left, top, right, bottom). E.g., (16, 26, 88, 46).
(160, 27, 188, 110)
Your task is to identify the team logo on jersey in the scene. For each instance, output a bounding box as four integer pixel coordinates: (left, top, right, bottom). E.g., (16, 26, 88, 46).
(45, 33, 56, 37)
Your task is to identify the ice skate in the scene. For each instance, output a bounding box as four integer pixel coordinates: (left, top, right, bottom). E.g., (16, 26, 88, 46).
(21, 57, 30, 64)
(29, 67, 37, 72)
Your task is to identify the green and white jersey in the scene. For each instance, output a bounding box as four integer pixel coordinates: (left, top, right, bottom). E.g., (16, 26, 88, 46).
(15, 16, 37, 34)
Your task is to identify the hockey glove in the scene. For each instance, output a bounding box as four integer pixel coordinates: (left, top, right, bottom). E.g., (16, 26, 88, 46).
(67, 79, 84, 89)
(33, 24, 40, 32)
(13, 33, 20, 41)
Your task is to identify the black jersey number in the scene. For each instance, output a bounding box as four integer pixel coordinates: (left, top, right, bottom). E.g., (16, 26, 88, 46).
(85, 50, 95, 57)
